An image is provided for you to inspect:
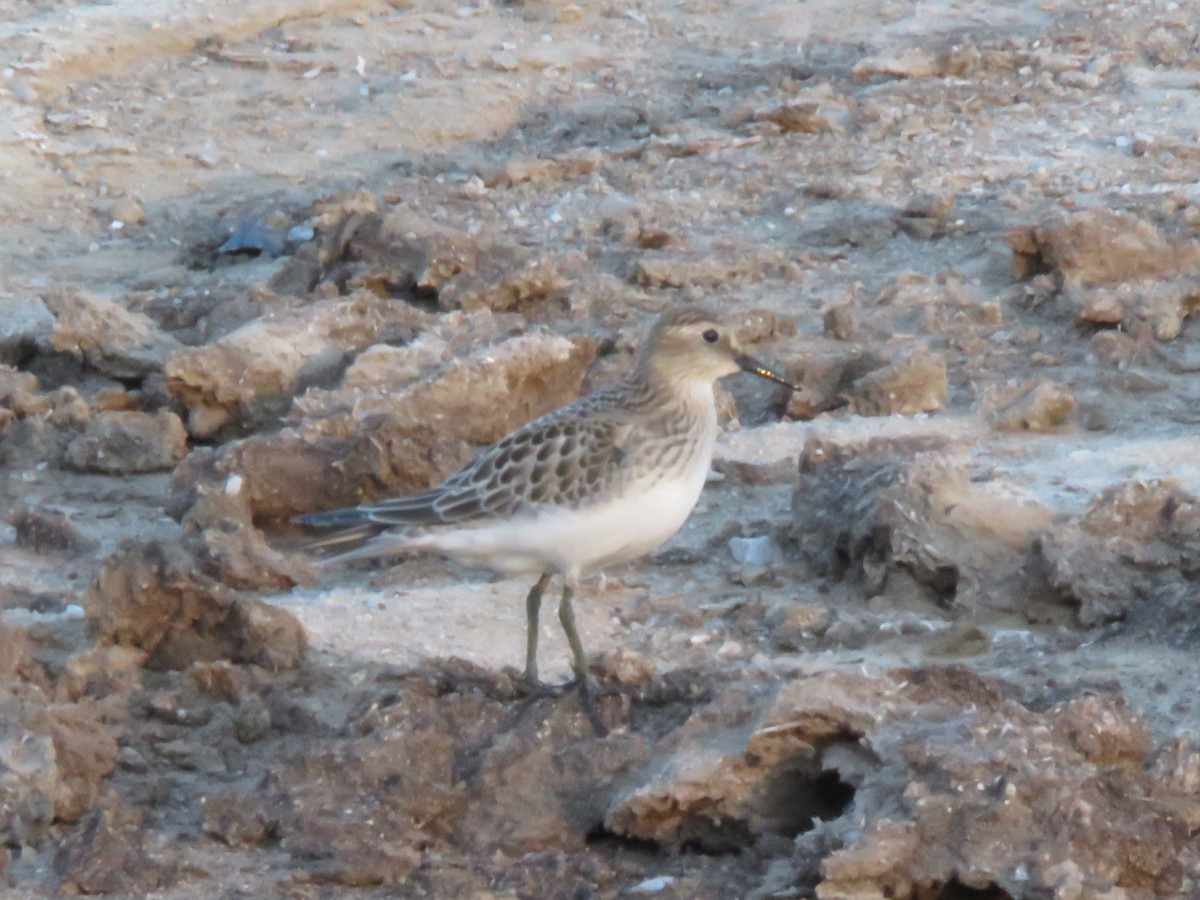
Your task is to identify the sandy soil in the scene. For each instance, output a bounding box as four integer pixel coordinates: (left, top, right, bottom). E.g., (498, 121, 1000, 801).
(4, 0, 1200, 897)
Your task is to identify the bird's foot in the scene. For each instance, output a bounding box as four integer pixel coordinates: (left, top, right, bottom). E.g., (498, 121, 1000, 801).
(575, 677, 607, 737)
(515, 674, 567, 699)
(515, 672, 607, 735)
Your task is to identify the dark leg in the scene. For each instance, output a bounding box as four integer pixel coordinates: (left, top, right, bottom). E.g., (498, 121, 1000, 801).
(558, 579, 605, 734)
(557, 580, 589, 688)
(522, 572, 552, 688)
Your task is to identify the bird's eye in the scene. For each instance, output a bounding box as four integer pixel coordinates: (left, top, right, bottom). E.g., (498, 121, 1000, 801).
(702, 329, 719, 344)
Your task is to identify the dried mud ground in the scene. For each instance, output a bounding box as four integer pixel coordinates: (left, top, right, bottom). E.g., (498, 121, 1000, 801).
(4, 0, 1200, 897)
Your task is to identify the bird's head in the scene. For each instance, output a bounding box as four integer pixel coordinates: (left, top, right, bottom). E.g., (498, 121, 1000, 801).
(636, 305, 797, 390)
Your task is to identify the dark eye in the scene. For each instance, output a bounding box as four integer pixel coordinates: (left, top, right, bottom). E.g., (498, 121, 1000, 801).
(702, 329, 719, 344)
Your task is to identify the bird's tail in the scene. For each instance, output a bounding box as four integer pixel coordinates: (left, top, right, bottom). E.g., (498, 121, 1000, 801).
(302, 523, 383, 555)
(294, 509, 416, 565)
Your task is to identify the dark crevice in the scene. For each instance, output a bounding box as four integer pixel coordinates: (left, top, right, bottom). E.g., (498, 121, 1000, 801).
(584, 828, 661, 853)
(915, 879, 1015, 900)
(751, 758, 857, 841)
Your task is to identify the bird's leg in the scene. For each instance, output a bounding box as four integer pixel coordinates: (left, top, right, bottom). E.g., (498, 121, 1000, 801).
(557, 579, 588, 688)
(522, 572, 552, 689)
(558, 578, 605, 734)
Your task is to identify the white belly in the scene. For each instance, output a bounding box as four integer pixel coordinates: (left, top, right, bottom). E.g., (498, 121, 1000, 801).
(408, 450, 713, 577)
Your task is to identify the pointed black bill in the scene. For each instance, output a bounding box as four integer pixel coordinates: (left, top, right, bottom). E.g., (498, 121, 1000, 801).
(735, 352, 799, 390)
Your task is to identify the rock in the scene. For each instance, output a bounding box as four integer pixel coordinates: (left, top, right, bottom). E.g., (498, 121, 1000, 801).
(790, 435, 1054, 608)
(1076, 280, 1200, 340)
(439, 251, 577, 313)
(852, 47, 944, 80)
(712, 441, 799, 485)
(59, 645, 146, 701)
(901, 192, 956, 221)
(0, 722, 58, 847)
(987, 381, 1076, 432)
(239, 600, 307, 671)
(896, 192, 958, 239)
(774, 343, 886, 420)
(0, 294, 54, 365)
(629, 876, 678, 894)
(0, 620, 32, 678)
(156, 739, 226, 774)
(233, 694, 271, 743)
(849, 349, 947, 416)
(54, 804, 170, 894)
(770, 604, 830, 650)
(749, 93, 850, 134)
(84, 538, 307, 670)
(802, 205, 898, 249)
(165, 290, 396, 438)
(1007, 210, 1200, 339)
(1151, 738, 1200, 831)
(630, 255, 742, 289)
(174, 329, 593, 521)
(0, 689, 122, 853)
(731, 308, 797, 345)
(629, 244, 799, 289)
(63, 409, 187, 473)
(44, 288, 182, 379)
(7, 504, 98, 554)
(201, 793, 277, 847)
(822, 303, 855, 340)
(181, 492, 309, 591)
(1008, 209, 1200, 286)
(115, 746, 149, 774)
(591, 647, 657, 687)
(923, 622, 990, 658)
(309, 203, 584, 315)
(814, 679, 1188, 899)
(729, 535, 783, 566)
(301, 308, 503, 413)
(187, 660, 255, 701)
(1077, 290, 1125, 324)
(0, 378, 95, 468)
(1036, 479, 1200, 629)
(0, 364, 39, 409)
(44, 703, 120, 822)
(107, 196, 144, 226)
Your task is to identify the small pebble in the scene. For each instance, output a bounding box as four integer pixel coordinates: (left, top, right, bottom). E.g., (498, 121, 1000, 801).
(629, 876, 678, 893)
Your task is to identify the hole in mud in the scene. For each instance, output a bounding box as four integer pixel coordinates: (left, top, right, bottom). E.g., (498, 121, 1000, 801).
(678, 818, 755, 854)
(914, 879, 1014, 900)
(584, 828, 662, 854)
(929, 564, 960, 603)
(750, 761, 856, 840)
(409, 285, 441, 309)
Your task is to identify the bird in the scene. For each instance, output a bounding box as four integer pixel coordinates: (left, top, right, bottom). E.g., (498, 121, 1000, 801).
(295, 305, 797, 711)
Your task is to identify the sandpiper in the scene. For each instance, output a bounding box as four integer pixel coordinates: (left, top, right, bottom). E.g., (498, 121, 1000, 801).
(296, 305, 796, 705)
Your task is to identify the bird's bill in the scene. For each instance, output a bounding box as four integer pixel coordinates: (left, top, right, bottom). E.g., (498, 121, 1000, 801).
(735, 352, 799, 390)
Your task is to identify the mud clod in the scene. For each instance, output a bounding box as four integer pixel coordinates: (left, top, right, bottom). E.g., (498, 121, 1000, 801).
(64, 409, 187, 473)
(45, 288, 182, 380)
(84, 538, 306, 670)
(1037, 478, 1200, 630)
(8, 505, 97, 554)
(790, 436, 1052, 609)
(986, 381, 1076, 432)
